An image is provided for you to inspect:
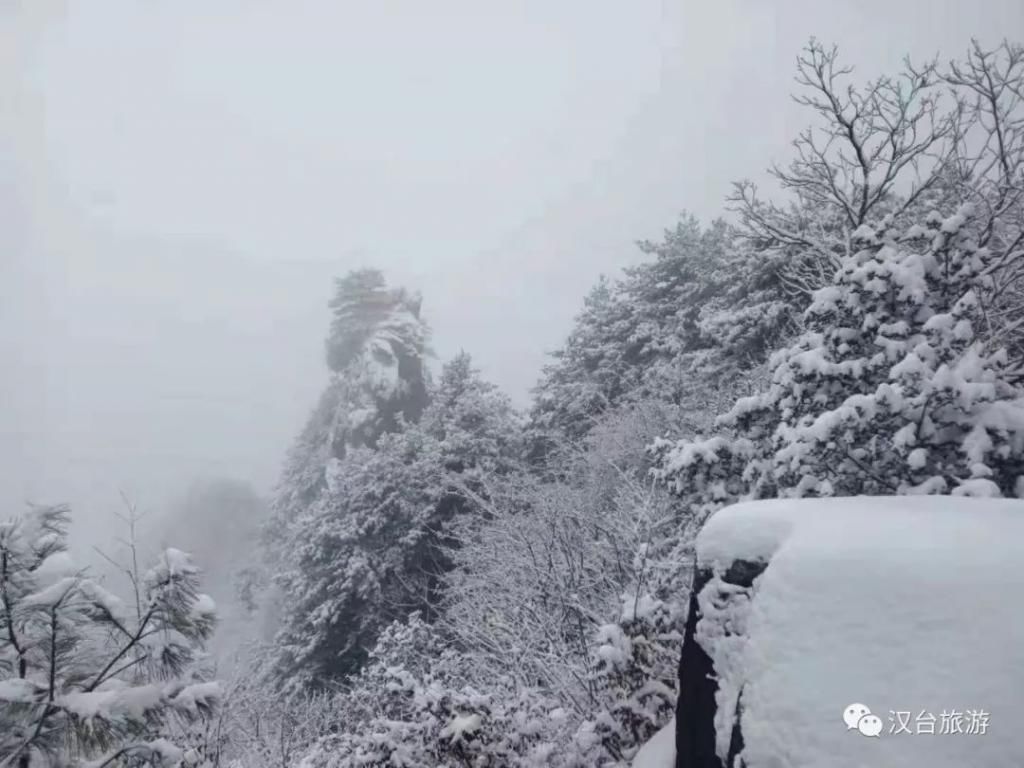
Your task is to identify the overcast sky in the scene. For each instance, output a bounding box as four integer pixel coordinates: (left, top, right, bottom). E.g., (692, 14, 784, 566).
(3, 0, 1023, 542)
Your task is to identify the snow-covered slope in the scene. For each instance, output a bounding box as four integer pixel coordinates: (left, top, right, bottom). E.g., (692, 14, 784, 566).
(694, 496, 1024, 768)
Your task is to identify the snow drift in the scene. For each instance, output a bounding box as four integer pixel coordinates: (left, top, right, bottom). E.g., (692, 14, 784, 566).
(691, 496, 1024, 768)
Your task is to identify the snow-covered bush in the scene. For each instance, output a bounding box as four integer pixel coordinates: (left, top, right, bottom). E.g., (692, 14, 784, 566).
(529, 218, 785, 452)
(442, 449, 678, 709)
(655, 205, 1024, 507)
(0, 504, 220, 767)
(296, 615, 573, 768)
(654, 39, 1024, 517)
(441, 402, 691, 766)
(187, 655, 346, 768)
(576, 590, 682, 766)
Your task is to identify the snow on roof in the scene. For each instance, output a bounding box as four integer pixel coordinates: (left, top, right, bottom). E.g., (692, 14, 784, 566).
(694, 496, 1024, 768)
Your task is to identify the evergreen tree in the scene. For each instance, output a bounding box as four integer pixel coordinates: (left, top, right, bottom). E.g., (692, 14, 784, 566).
(154, 479, 268, 665)
(655, 39, 1024, 516)
(254, 270, 432, 672)
(264, 384, 344, 544)
(529, 277, 636, 448)
(629, 217, 792, 409)
(0, 505, 219, 767)
(268, 354, 519, 689)
(529, 217, 790, 454)
(654, 205, 1024, 514)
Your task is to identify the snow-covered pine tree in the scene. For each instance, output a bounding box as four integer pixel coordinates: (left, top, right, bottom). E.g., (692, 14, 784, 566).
(529, 277, 636, 452)
(655, 39, 1024, 515)
(252, 270, 433, 685)
(151, 479, 267, 666)
(406, 352, 522, 616)
(654, 204, 1024, 512)
(260, 384, 343, 556)
(268, 353, 520, 689)
(529, 218, 781, 456)
(0, 504, 219, 768)
(630, 217, 789, 412)
(421, 351, 522, 479)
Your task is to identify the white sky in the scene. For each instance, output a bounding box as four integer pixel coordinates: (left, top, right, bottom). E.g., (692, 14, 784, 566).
(3, 0, 1022, 541)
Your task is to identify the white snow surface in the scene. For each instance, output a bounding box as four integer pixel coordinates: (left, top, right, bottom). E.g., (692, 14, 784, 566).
(440, 713, 482, 743)
(34, 551, 77, 584)
(695, 496, 1024, 768)
(191, 592, 217, 616)
(0, 678, 41, 703)
(632, 719, 675, 768)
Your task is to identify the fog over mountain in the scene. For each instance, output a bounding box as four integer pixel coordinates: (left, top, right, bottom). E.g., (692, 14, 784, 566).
(7, 1, 1020, 550)
(4, 5, 1024, 765)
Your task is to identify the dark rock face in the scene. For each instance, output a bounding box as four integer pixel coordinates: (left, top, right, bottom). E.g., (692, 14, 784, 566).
(674, 559, 766, 768)
(674, 566, 721, 768)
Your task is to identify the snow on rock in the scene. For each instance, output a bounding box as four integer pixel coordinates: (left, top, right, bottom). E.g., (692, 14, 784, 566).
(632, 718, 675, 768)
(694, 496, 1024, 768)
(361, 340, 402, 398)
(324, 455, 345, 494)
(696, 573, 756, 758)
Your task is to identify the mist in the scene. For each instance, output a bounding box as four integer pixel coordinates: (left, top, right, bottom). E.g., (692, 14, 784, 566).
(6, 3, 1024, 766)
(4, 0, 1022, 553)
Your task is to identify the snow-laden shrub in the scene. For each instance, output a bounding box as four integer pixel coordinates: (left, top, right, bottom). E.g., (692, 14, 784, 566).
(296, 615, 574, 768)
(655, 206, 1024, 509)
(561, 553, 685, 768)
(0, 504, 219, 767)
